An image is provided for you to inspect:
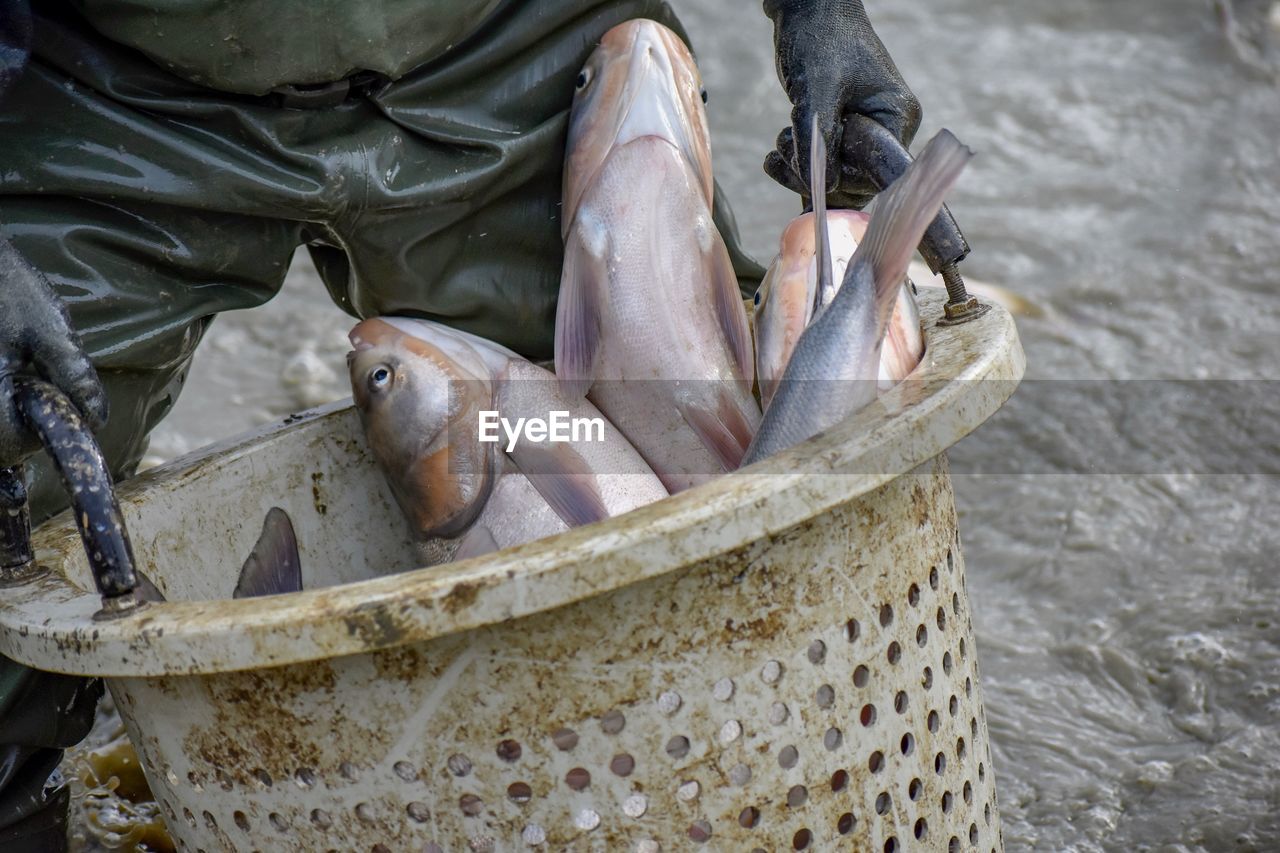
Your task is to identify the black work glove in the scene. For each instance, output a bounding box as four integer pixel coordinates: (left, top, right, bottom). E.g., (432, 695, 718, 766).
(763, 0, 922, 210)
(0, 238, 107, 468)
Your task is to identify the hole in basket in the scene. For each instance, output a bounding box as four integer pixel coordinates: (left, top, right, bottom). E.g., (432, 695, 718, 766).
(908, 778, 922, 800)
(887, 642, 901, 665)
(937, 607, 947, 631)
(677, 780, 701, 801)
(268, 812, 288, 832)
(713, 678, 735, 702)
(986, 802, 993, 824)
(393, 760, 416, 782)
(853, 665, 870, 688)
(928, 710, 940, 732)
(658, 690, 683, 714)
(794, 828, 812, 850)
(980, 762, 986, 782)
(667, 735, 691, 759)
(875, 792, 891, 815)
(917, 625, 929, 647)
(215, 769, 233, 792)
(447, 754, 472, 777)
(355, 802, 377, 823)
(953, 592, 961, 616)
(459, 795, 484, 817)
(770, 701, 790, 725)
(831, 769, 849, 792)
(497, 739, 522, 762)
(739, 806, 760, 828)
(808, 640, 827, 664)
(964, 780, 973, 803)
(879, 604, 894, 627)
(816, 684, 835, 708)
(575, 809, 600, 831)
(182, 807, 196, 828)
(960, 636, 967, 659)
(885, 836, 899, 853)
(508, 782, 532, 803)
(942, 790, 954, 812)
(624, 794, 648, 818)
(290, 767, 314, 790)
(966, 676, 973, 697)
(861, 704, 877, 726)
(923, 667, 933, 689)
(251, 768, 272, 788)
(611, 753, 636, 777)
(845, 618, 861, 642)
(202, 810, 217, 830)
(787, 785, 808, 808)
(935, 752, 947, 774)
(761, 661, 783, 685)
(688, 820, 712, 843)
(950, 695, 959, 716)
(566, 768, 591, 791)
(908, 583, 920, 606)
(838, 812, 857, 834)
(406, 802, 430, 823)
(824, 727, 843, 751)
(185, 771, 203, 792)
(339, 761, 359, 781)
(601, 709, 626, 734)
(948, 837, 960, 853)
(970, 823, 979, 844)
(947, 550, 955, 571)
(957, 737, 968, 760)
(720, 719, 743, 744)
(895, 691, 909, 713)
(552, 727, 578, 750)
(778, 745, 799, 769)
(915, 818, 929, 840)
(373, 844, 392, 853)
(971, 716, 979, 739)
(868, 751, 884, 773)
(943, 652, 953, 675)
(232, 811, 249, 832)
(730, 763, 752, 786)
(310, 809, 332, 829)
(929, 566, 939, 589)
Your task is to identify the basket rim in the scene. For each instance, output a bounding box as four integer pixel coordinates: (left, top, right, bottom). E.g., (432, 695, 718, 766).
(0, 290, 1024, 677)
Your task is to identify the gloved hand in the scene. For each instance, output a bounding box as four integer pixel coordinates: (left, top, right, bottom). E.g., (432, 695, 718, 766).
(763, 0, 922, 210)
(0, 238, 107, 468)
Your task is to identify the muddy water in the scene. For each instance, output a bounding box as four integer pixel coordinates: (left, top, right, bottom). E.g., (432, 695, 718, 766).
(69, 0, 1280, 850)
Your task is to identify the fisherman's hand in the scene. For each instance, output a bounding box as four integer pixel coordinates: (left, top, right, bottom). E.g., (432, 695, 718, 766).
(763, 0, 921, 209)
(0, 238, 107, 467)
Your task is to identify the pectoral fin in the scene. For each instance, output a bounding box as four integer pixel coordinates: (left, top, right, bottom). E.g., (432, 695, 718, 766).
(555, 217, 609, 398)
(678, 393, 756, 473)
(233, 507, 302, 599)
(509, 442, 610, 528)
(454, 525, 500, 561)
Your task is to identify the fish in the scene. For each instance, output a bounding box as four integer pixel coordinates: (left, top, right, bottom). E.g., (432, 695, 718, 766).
(743, 130, 974, 465)
(134, 506, 303, 601)
(555, 19, 761, 493)
(754, 118, 924, 408)
(348, 316, 668, 555)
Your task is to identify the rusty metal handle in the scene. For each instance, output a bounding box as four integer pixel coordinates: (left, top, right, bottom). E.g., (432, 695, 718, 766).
(0, 376, 143, 615)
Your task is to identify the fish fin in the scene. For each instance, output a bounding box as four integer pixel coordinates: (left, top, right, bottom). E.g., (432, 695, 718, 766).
(849, 130, 973, 335)
(555, 218, 608, 398)
(509, 442, 610, 528)
(810, 114, 835, 320)
(233, 507, 302, 599)
(454, 525, 500, 561)
(134, 569, 166, 603)
(678, 393, 756, 472)
(708, 228, 755, 385)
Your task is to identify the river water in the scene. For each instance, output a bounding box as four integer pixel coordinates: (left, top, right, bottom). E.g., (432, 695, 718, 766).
(85, 0, 1280, 850)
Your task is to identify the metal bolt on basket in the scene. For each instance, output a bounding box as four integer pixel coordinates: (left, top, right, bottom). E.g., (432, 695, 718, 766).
(0, 290, 1022, 851)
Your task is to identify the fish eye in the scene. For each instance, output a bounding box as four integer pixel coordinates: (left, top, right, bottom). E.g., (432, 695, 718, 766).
(576, 68, 592, 90)
(700, 87, 708, 104)
(753, 290, 761, 305)
(368, 364, 393, 393)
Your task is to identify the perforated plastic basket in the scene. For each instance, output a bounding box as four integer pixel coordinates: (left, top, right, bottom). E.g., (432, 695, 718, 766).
(0, 289, 1022, 851)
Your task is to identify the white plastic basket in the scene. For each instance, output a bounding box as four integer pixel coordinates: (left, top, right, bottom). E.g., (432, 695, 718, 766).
(0, 289, 1022, 852)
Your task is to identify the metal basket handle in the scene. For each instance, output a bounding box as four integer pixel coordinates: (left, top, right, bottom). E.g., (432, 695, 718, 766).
(0, 376, 144, 618)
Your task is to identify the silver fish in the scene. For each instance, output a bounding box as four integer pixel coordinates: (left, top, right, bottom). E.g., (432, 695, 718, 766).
(555, 19, 760, 493)
(744, 130, 973, 465)
(348, 316, 667, 555)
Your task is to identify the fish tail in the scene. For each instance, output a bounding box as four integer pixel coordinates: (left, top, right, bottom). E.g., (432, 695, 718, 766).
(852, 130, 973, 332)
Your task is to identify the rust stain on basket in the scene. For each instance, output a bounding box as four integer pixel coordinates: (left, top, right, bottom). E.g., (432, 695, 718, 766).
(311, 471, 328, 516)
(441, 580, 482, 614)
